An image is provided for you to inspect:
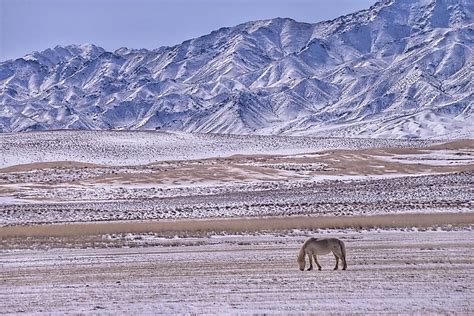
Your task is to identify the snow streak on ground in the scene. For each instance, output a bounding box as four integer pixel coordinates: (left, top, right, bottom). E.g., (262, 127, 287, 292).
(1, 230, 472, 314)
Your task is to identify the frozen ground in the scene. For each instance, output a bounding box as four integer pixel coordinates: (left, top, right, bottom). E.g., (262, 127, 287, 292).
(0, 130, 441, 169)
(1, 229, 472, 314)
(0, 136, 472, 226)
(1, 171, 472, 226)
(0, 132, 473, 314)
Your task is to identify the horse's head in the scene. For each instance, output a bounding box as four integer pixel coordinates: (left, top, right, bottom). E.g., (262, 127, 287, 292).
(298, 261, 305, 271)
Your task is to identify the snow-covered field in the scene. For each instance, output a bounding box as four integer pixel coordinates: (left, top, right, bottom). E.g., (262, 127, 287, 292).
(0, 130, 440, 168)
(1, 171, 472, 226)
(0, 131, 472, 314)
(1, 229, 472, 314)
(0, 133, 472, 225)
(1, 133, 473, 226)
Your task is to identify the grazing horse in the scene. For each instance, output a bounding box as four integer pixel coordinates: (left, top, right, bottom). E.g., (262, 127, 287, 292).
(297, 237, 347, 271)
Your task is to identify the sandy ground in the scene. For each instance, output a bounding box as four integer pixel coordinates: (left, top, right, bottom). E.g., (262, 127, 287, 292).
(1, 213, 473, 240)
(1, 230, 472, 314)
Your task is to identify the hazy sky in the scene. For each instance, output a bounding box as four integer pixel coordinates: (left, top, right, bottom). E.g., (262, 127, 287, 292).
(1, 0, 377, 61)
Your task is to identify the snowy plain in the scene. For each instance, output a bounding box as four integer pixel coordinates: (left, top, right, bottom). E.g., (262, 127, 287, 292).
(1, 229, 472, 314)
(0, 132, 472, 225)
(0, 130, 440, 168)
(0, 131, 472, 314)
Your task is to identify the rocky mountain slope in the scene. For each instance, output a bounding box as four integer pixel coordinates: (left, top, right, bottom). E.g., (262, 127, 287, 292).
(0, 0, 472, 138)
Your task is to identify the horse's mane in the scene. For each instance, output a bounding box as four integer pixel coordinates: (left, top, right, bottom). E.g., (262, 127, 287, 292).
(298, 238, 316, 263)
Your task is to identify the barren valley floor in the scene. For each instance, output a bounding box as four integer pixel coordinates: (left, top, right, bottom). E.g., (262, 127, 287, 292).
(0, 132, 473, 314)
(1, 230, 473, 314)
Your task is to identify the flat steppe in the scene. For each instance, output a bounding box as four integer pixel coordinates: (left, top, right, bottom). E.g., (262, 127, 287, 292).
(1, 230, 472, 314)
(0, 131, 472, 314)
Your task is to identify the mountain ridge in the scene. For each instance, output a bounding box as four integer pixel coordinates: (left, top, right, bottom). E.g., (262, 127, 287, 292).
(0, 0, 472, 138)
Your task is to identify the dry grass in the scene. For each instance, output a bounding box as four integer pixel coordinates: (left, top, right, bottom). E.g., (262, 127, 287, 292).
(427, 139, 474, 150)
(0, 161, 102, 173)
(1, 213, 472, 238)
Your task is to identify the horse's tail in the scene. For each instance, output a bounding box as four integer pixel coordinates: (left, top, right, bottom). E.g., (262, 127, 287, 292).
(339, 239, 347, 269)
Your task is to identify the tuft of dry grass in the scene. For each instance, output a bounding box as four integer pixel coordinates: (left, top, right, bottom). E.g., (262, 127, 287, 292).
(1, 213, 472, 238)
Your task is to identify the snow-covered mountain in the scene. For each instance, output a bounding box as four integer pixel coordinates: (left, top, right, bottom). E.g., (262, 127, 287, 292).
(0, 0, 472, 138)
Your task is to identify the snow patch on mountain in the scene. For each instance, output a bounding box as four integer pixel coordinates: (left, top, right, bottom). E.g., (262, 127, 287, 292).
(0, 0, 472, 139)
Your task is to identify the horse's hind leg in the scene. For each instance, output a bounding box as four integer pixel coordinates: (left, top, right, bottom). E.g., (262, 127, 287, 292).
(333, 253, 339, 270)
(313, 255, 322, 271)
(334, 248, 347, 270)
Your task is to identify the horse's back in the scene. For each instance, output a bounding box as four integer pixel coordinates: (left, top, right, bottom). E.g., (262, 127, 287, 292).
(306, 237, 341, 244)
(305, 237, 343, 252)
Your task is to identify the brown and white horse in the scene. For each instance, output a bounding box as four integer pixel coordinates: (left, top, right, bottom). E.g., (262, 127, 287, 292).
(297, 237, 347, 271)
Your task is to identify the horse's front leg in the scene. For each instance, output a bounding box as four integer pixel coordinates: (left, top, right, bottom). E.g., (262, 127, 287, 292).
(313, 255, 322, 271)
(306, 253, 313, 271)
